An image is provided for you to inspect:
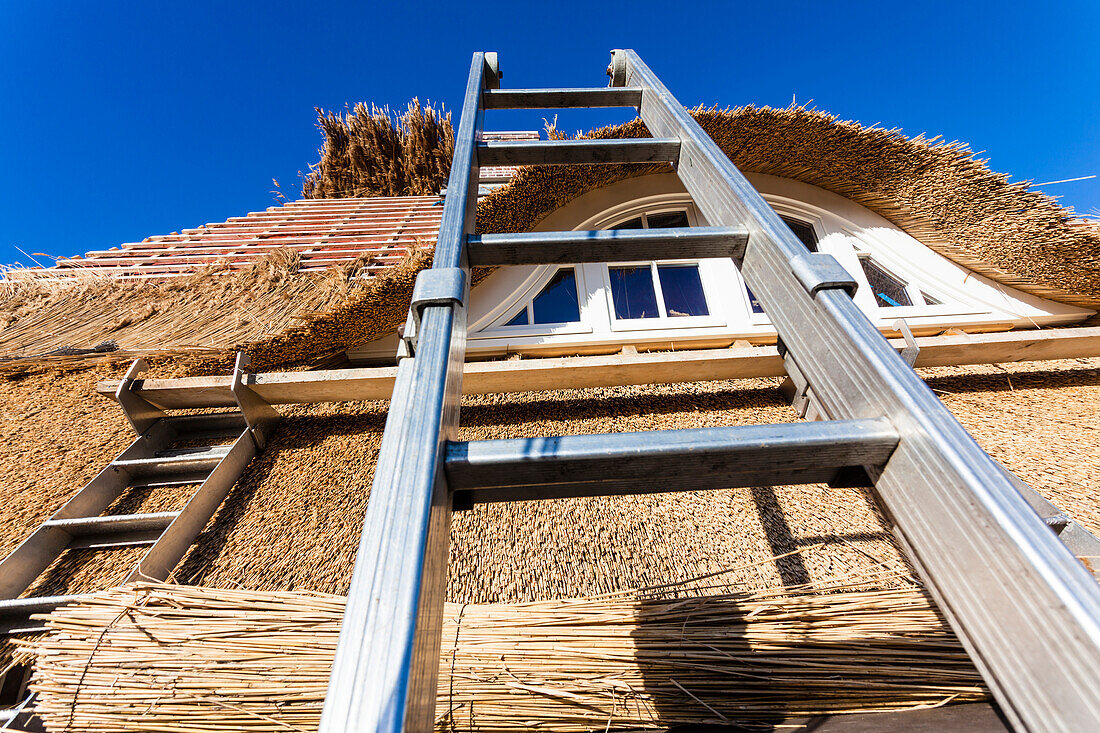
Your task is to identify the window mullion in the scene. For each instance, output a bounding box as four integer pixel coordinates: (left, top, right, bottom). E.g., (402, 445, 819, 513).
(651, 262, 669, 319)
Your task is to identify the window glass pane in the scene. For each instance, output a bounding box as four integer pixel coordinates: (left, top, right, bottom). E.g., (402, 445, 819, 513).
(645, 211, 690, 229)
(746, 286, 765, 314)
(658, 265, 708, 317)
(503, 309, 528, 327)
(780, 216, 818, 252)
(921, 291, 942, 306)
(860, 258, 912, 307)
(531, 268, 580, 324)
(612, 217, 644, 230)
(609, 266, 659, 319)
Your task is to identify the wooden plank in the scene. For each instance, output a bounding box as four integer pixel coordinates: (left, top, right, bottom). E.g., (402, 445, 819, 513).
(481, 87, 642, 109)
(96, 327, 1100, 408)
(477, 139, 680, 166)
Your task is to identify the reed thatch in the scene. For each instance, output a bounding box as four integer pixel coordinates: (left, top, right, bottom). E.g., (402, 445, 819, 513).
(21, 574, 988, 732)
(302, 100, 454, 199)
(4, 102, 1097, 374)
(303, 100, 1099, 308)
(2, 358, 1096, 612)
(475, 106, 1100, 309)
(0, 245, 432, 376)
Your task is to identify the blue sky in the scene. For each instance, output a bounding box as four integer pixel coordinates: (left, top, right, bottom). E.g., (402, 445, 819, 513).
(2, 1, 1097, 268)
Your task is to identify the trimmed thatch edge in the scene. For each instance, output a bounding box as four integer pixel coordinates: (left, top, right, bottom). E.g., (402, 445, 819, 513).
(0, 246, 434, 378)
(242, 245, 432, 370)
(476, 106, 1100, 311)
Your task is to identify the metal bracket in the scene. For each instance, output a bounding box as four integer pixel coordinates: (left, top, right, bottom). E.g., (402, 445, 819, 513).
(607, 49, 628, 87)
(231, 352, 280, 449)
(115, 358, 166, 435)
(893, 319, 920, 367)
(778, 352, 824, 421)
(790, 253, 858, 298)
(399, 268, 467, 359)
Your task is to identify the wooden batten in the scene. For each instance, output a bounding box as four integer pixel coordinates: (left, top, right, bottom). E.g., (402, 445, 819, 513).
(97, 326, 1100, 409)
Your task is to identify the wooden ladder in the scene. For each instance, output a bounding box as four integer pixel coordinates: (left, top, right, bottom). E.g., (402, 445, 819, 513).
(318, 50, 1100, 732)
(0, 353, 278, 634)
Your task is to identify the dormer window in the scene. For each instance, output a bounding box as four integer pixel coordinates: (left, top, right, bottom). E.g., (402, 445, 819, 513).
(431, 182, 1093, 365)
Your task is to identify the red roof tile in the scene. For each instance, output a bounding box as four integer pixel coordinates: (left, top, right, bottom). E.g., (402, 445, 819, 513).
(49, 197, 443, 279)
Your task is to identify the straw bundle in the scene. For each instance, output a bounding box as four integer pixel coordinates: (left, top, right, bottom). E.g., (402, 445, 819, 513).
(302, 99, 454, 199)
(22, 577, 987, 732)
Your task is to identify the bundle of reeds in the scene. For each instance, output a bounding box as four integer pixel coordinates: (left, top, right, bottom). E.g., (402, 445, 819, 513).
(23, 577, 987, 732)
(302, 99, 454, 199)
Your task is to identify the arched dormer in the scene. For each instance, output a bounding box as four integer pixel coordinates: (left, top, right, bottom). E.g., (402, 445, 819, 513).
(349, 173, 1094, 362)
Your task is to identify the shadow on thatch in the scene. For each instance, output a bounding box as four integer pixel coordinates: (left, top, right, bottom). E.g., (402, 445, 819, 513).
(625, 579, 988, 730)
(923, 364, 1100, 396)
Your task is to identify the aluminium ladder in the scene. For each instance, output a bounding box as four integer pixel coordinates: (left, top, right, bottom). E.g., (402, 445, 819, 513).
(0, 353, 278, 634)
(323, 51, 1100, 732)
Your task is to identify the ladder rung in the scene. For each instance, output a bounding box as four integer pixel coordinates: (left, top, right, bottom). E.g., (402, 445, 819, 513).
(482, 87, 642, 109)
(43, 512, 179, 537)
(445, 418, 899, 504)
(467, 226, 749, 266)
(477, 138, 680, 166)
(112, 446, 230, 477)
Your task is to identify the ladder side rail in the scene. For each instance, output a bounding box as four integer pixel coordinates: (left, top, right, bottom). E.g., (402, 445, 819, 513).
(0, 420, 174, 600)
(125, 427, 258, 583)
(614, 48, 1100, 730)
(319, 51, 492, 733)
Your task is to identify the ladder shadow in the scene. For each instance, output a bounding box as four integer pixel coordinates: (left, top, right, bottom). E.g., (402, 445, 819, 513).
(922, 365, 1100, 395)
(626, 588, 992, 732)
(748, 485, 894, 589)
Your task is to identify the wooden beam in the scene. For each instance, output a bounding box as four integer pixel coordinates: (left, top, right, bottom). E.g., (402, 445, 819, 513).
(97, 327, 1100, 409)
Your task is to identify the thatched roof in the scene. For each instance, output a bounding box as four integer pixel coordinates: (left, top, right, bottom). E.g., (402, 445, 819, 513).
(474, 106, 1100, 310)
(0, 213, 433, 376)
(3, 102, 1098, 374)
(3, 357, 1096, 608)
(301, 99, 1100, 308)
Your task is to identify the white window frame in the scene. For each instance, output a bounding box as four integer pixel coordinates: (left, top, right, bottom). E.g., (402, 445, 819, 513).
(344, 176, 1092, 363)
(481, 265, 592, 338)
(757, 196, 998, 329)
(593, 205, 725, 332)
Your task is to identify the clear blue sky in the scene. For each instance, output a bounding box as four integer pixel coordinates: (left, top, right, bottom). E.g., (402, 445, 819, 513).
(2, 1, 1097, 268)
